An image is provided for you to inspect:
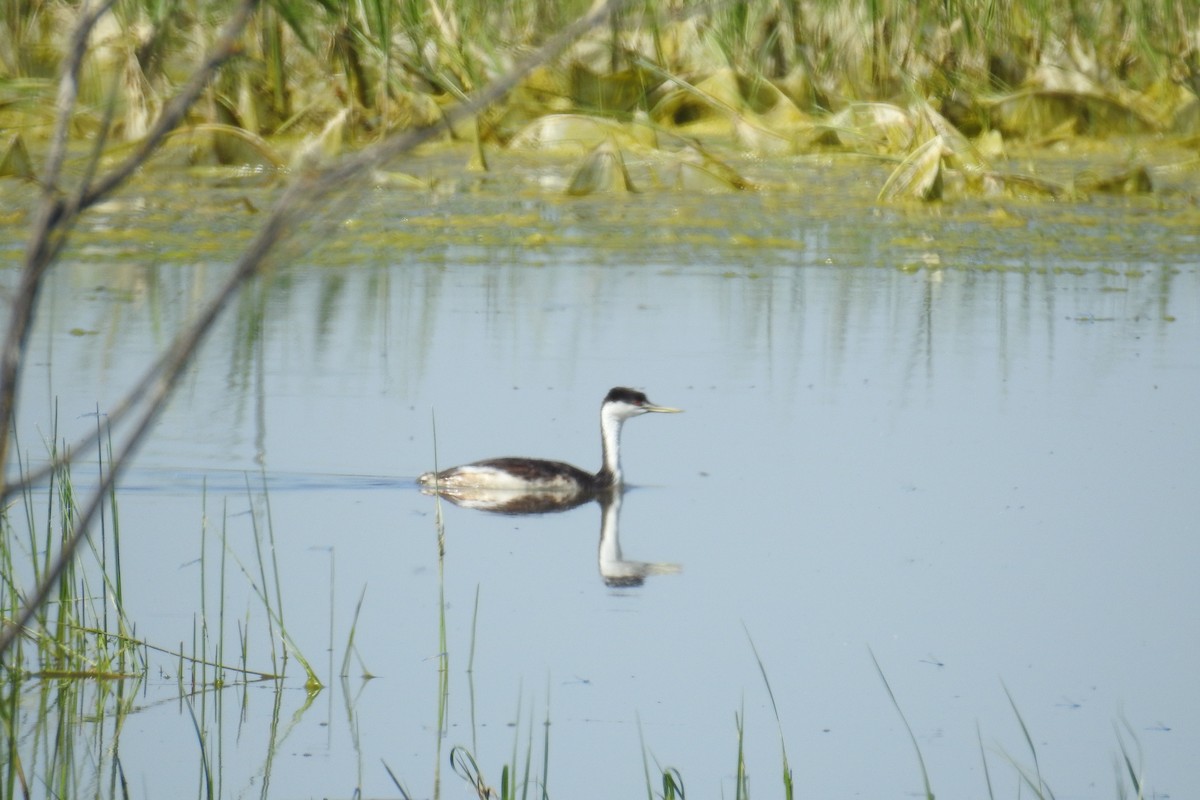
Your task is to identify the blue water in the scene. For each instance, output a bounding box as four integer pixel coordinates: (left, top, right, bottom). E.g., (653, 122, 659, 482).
(6, 154, 1199, 799)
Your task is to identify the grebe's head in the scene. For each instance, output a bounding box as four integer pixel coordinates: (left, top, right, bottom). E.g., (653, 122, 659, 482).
(602, 387, 682, 421)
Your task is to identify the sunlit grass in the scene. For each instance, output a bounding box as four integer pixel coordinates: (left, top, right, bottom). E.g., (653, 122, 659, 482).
(441, 689, 553, 800)
(0, 413, 141, 680)
(745, 625, 793, 800)
(871, 648, 936, 800)
(0, 425, 319, 799)
(3, 0, 1196, 157)
(1002, 681, 1052, 798)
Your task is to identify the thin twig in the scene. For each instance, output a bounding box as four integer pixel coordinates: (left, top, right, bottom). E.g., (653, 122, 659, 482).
(0, 0, 625, 660)
(0, 0, 625, 506)
(0, 0, 258, 497)
(0, 0, 97, 476)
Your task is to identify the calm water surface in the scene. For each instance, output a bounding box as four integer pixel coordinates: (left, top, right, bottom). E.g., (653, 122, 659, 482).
(5, 149, 1199, 799)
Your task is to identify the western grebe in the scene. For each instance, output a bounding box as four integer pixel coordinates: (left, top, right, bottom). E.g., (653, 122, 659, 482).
(418, 387, 681, 495)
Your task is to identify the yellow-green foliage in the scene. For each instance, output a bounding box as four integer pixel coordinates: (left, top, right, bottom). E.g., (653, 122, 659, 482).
(1, 0, 1197, 154)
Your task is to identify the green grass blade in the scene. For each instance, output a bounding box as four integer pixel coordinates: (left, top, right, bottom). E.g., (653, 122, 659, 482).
(977, 720, 996, 800)
(541, 681, 551, 800)
(182, 692, 214, 800)
(743, 623, 792, 800)
(1114, 716, 1144, 798)
(734, 701, 748, 800)
(381, 758, 414, 800)
(1002, 683, 1052, 799)
(636, 713, 654, 800)
(662, 766, 684, 799)
(340, 584, 371, 679)
(870, 649, 934, 800)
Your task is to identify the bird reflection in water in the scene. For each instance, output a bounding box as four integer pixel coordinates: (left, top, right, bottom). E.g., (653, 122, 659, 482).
(419, 484, 680, 588)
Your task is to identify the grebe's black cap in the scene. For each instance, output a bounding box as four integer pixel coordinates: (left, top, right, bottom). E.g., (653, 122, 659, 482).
(603, 387, 681, 413)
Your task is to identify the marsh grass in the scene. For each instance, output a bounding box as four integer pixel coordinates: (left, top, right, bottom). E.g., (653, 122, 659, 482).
(339, 584, 374, 679)
(0, 429, 321, 799)
(1113, 717, 1147, 800)
(241, 471, 324, 690)
(1001, 682, 1053, 798)
(445, 691, 552, 800)
(3, 0, 1197, 166)
(433, 465, 451, 799)
(984, 684, 1150, 800)
(871, 648, 936, 800)
(0, 427, 140, 798)
(638, 631, 792, 800)
(733, 703, 749, 800)
(870, 659, 1154, 800)
(743, 625, 793, 800)
(422, 473, 554, 800)
(637, 715, 686, 800)
(660, 766, 685, 800)
(0, 414, 140, 681)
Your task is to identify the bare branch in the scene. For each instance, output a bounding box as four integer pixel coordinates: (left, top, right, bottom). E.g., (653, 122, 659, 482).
(0, 0, 626, 660)
(0, 0, 258, 497)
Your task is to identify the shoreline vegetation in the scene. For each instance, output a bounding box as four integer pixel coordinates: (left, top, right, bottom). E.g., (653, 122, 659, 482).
(2, 1, 1199, 200)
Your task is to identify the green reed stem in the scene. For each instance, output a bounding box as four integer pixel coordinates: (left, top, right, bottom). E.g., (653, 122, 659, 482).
(1003, 683, 1053, 799)
(217, 486, 227, 684)
(540, 680, 551, 800)
(978, 720, 996, 800)
(734, 703, 748, 800)
(871, 649, 934, 800)
(183, 691, 214, 800)
(340, 583, 371, 679)
(743, 624, 793, 800)
(468, 583, 481, 754)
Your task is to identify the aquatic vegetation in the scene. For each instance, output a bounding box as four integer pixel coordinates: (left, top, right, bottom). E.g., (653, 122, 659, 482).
(566, 138, 637, 195)
(671, 143, 753, 191)
(872, 649, 936, 800)
(878, 134, 947, 202)
(509, 113, 652, 153)
(1, 418, 136, 681)
(1, 0, 622, 681)
(3, 0, 1199, 202)
(0, 134, 34, 179)
(0, 429, 304, 799)
(745, 627, 793, 800)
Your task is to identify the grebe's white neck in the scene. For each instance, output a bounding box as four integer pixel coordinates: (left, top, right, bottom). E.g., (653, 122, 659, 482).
(594, 387, 682, 488)
(599, 401, 629, 486)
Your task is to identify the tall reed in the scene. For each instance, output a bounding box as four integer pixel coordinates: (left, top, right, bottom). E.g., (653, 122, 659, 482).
(871, 649, 935, 800)
(2, 0, 1194, 148)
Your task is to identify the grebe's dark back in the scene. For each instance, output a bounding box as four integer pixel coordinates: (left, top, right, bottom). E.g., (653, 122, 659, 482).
(418, 387, 681, 494)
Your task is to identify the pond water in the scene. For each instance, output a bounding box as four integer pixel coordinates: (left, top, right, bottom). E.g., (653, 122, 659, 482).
(5, 145, 1199, 799)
